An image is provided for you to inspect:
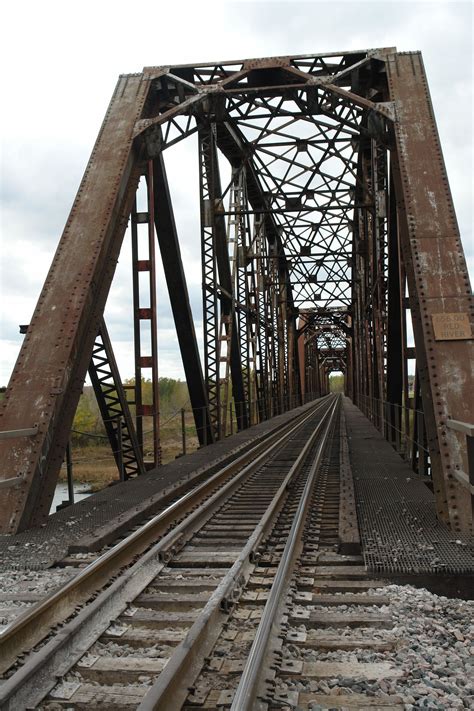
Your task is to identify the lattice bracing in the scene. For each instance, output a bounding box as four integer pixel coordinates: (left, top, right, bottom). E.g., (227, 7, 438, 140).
(0, 49, 472, 536)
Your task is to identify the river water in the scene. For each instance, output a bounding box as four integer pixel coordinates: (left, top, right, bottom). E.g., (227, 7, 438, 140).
(50, 483, 92, 513)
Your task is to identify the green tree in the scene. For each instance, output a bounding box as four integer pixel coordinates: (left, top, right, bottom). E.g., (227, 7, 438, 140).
(329, 374, 344, 393)
(72, 387, 104, 444)
(124, 377, 190, 417)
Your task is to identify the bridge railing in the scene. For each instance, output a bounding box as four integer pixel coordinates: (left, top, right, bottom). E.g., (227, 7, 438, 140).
(357, 393, 430, 479)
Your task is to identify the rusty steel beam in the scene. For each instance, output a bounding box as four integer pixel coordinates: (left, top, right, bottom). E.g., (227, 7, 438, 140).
(388, 52, 473, 533)
(152, 154, 214, 446)
(386, 168, 403, 447)
(0, 75, 151, 533)
(1, 49, 472, 538)
(88, 319, 145, 480)
(199, 121, 249, 433)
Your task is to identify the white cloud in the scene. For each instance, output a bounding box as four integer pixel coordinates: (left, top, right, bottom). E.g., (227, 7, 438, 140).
(1, 0, 472, 385)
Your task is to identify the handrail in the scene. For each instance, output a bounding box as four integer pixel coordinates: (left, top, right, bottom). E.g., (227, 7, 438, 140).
(446, 419, 474, 437)
(0, 426, 37, 440)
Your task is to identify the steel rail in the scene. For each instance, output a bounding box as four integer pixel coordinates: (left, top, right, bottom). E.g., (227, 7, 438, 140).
(230, 395, 340, 711)
(137, 395, 338, 710)
(0, 396, 330, 679)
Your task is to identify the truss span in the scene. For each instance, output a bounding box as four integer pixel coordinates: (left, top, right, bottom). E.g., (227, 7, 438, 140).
(0, 48, 472, 535)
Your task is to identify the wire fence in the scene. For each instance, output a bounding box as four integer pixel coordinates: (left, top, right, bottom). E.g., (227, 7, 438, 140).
(59, 389, 325, 511)
(71, 390, 321, 446)
(358, 392, 430, 477)
(49, 386, 432, 513)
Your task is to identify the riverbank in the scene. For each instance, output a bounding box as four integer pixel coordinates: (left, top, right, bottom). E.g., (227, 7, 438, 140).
(59, 415, 200, 493)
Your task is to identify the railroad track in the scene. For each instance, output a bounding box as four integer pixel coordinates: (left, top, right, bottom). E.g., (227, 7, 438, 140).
(225, 407, 402, 711)
(135, 399, 402, 711)
(0, 396, 333, 667)
(0, 393, 409, 711)
(0, 394, 338, 709)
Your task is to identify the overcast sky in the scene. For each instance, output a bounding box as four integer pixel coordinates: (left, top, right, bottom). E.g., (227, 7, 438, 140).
(1, 0, 472, 385)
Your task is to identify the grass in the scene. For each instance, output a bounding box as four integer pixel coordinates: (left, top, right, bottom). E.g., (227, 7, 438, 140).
(58, 445, 119, 490)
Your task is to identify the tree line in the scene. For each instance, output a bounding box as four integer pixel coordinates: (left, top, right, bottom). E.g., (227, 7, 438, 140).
(72, 378, 190, 445)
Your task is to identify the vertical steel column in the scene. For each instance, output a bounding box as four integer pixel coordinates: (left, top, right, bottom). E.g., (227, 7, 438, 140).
(199, 124, 221, 441)
(220, 173, 239, 436)
(287, 310, 295, 408)
(243, 187, 260, 424)
(255, 216, 270, 419)
(147, 164, 161, 466)
(199, 122, 249, 434)
(388, 52, 473, 532)
(265, 240, 277, 416)
(276, 260, 287, 412)
(371, 141, 388, 427)
(296, 315, 306, 403)
(234, 171, 253, 424)
(353, 135, 371, 412)
(401, 273, 410, 456)
(345, 332, 353, 400)
(152, 154, 213, 446)
(386, 168, 404, 448)
(269, 244, 280, 413)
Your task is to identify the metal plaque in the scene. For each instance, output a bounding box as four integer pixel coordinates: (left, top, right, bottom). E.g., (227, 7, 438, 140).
(432, 313, 472, 341)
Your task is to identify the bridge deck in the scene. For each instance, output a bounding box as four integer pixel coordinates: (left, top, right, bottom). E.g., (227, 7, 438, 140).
(0, 399, 318, 569)
(1, 399, 473, 578)
(344, 398, 474, 577)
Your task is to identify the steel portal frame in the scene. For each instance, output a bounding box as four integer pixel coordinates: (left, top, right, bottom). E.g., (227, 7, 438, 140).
(0, 49, 472, 534)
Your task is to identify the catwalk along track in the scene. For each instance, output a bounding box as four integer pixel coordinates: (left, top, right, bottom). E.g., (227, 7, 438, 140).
(0, 394, 399, 710)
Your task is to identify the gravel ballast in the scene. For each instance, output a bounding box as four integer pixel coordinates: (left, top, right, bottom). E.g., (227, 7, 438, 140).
(280, 583, 473, 709)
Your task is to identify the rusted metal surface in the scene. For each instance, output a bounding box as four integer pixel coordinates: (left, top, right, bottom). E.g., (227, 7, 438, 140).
(0, 74, 151, 533)
(388, 52, 473, 533)
(0, 49, 472, 535)
(88, 320, 145, 479)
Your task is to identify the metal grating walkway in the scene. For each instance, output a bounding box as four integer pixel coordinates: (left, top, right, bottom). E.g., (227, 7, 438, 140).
(344, 398, 474, 576)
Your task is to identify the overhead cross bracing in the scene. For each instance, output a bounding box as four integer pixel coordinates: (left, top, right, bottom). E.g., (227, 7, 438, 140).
(222, 82, 358, 310)
(0, 48, 472, 536)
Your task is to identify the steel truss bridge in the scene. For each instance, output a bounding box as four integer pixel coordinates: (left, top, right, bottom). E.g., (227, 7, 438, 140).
(0, 48, 473, 535)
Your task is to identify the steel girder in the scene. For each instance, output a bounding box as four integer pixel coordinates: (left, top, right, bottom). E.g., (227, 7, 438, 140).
(0, 49, 472, 534)
(199, 121, 249, 437)
(387, 53, 473, 533)
(0, 74, 149, 532)
(88, 320, 145, 480)
(152, 154, 214, 446)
